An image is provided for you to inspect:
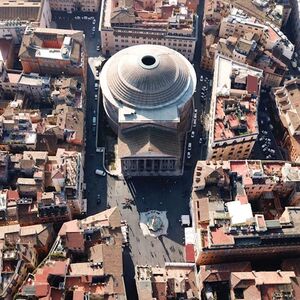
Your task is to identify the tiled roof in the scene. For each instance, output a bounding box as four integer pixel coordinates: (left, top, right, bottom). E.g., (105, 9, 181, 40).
(118, 126, 182, 159)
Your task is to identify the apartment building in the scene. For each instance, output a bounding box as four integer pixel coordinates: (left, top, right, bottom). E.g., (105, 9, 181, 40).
(200, 0, 230, 71)
(0, 147, 85, 225)
(231, 0, 291, 28)
(17, 208, 126, 299)
(254, 50, 287, 87)
(18, 73, 51, 101)
(99, 0, 198, 61)
(49, 0, 100, 13)
(135, 263, 198, 300)
(192, 160, 300, 265)
(219, 8, 294, 60)
(272, 78, 300, 162)
(199, 261, 300, 300)
(229, 271, 299, 299)
(219, 9, 268, 41)
(0, 0, 52, 43)
(0, 110, 40, 152)
(207, 55, 262, 160)
(203, 0, 230, 34)
(19, 27, 86, 81)
(0, 242, 37, 299)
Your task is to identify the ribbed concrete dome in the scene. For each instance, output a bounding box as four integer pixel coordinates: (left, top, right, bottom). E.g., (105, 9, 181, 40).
(100, 45, 195, 109)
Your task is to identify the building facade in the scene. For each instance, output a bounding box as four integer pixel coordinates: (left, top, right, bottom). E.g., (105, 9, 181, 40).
(207, 54, 262, 160)
(192, 160, 300, 266)
(49, 0, 100, 13)
(99, 0, 198, 61)
(19, 27, 86, 82)
(272, 78, 300, 162)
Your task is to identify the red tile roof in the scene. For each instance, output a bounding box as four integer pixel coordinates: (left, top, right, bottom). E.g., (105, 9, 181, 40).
(7, 189, 19, 202)
(246, 74, 259, 95)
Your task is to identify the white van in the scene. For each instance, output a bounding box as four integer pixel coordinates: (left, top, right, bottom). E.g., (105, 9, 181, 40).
(95, 169, 106, 176)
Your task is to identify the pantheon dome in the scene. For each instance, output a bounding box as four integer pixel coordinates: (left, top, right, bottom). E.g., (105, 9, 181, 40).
(99, 45, 197, 176)
(100, 44, 197, 128)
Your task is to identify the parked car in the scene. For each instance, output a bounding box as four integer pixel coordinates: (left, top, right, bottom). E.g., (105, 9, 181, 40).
(199, 138, 203, 144)
(192, 119, 197, 128)
(96, 45, 100, 51)
(95, 169, 106, 176)
(93, 19, 96, 25)
(92, 116, 97, 126)
(92, 26, 96, 31)
(187, 151, 191, 159)
(200, 75, 203, 82)
(96, 70, 99, 77)
(95, 94, 98, 101)
(94, 82, 99, 90)
(187, 142, 192, 151)
(191, 131, 195, 138)
(97, 194, 101, 204)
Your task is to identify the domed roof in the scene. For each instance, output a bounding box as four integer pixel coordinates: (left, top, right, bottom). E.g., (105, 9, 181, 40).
(100, 45, 196, 109)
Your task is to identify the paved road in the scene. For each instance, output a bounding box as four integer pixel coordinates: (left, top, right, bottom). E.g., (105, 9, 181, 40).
(250, 91, 284, 160)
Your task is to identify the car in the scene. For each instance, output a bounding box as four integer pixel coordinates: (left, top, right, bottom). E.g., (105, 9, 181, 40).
(269, 149, 275, 154)
(74, 16, 80, 20)
(192, 119, 197, 128)
(200, 75, 203, 82)
(199, 138, 203, 144)
(95, 169, 106, 176)
(95, 94, 98, 100)
(263, 148, 268, 152)
(93, 19, 96, 25)
(97, 194, 101, 204)
(91, 32, 95, 38)
(92, 116, 97, 126)
(187, 142, 192, 151)
(194, 108, 198, 114)
(96, 45, 100, 51)
(96, 147, 104, 153)
(96, 70, 99, 77)
(260, 120, 264, 125)
(191, 131, 195, 138)
(187, 151, 191, 159)
(262, 130, 268, 135)
(193, 112, 197, 119)
(266, 155, 271, 159)
(93, 110, 96, 116)
(84, 16, 88, 20)
(94, 82, 99, 90)
(92, 26, 96, 31)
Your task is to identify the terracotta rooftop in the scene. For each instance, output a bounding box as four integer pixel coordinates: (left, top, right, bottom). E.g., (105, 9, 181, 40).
(212, 55, 262, 142)
(193, 160, 300, 251)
